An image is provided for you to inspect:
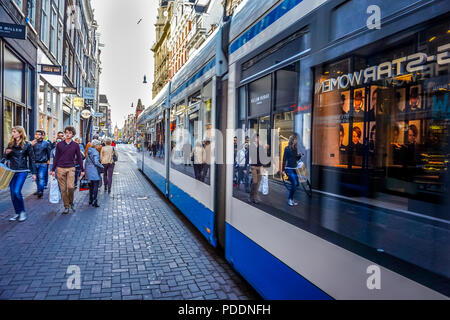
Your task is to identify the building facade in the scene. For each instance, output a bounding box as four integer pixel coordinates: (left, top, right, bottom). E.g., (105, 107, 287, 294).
(151, 0, 172, 99)
(1, 0, 39, 154)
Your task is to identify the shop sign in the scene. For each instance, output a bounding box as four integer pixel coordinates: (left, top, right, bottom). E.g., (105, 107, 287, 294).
(93, 126, 99, 131)
(39, 64, 62, 75)
(93, 112, 104, 118)
(0, 22, 26, 40)
(317, 43, 450, 94)
(74, 97, 84, 107)
(81, 109, 91, 119)
(83, 87, 96, 100)
(63, 87, 77, 94)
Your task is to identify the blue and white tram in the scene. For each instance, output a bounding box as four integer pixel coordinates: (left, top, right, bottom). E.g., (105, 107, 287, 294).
(138, 0, 450, 300)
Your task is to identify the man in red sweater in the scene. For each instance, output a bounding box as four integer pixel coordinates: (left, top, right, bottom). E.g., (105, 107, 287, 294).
(51, 126, 84, 214)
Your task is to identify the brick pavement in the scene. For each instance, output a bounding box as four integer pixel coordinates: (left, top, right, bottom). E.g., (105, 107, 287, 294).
(0, 147, 259, 300)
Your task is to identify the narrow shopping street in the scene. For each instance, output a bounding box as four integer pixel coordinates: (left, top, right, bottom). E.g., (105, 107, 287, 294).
(0, 145, 258, 300)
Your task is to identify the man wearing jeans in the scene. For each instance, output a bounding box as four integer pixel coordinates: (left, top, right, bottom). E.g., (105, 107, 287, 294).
(31, 130, 51, 198)
(51, 126, 84, 214)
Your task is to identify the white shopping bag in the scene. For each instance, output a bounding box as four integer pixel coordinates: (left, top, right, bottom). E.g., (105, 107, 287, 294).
(49, 177, 61, 204)
(259, 174, 269, 195)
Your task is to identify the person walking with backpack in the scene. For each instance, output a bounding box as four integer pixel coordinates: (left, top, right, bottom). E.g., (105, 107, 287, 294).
(4, 126, 36, 222)
(50, 126, 84, 214)
(30, 130, 51, 198)
(100, 138, 118, 194)
(85, 140, 104, 207)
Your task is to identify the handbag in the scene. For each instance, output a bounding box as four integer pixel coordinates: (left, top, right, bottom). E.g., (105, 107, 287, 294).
(112, 148, 118, 162)
(0, 159, 15, 191)
(79, 177, 90, 191)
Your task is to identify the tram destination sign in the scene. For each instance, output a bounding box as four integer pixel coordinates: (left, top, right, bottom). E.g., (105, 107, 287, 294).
(0, 22, 26, 40)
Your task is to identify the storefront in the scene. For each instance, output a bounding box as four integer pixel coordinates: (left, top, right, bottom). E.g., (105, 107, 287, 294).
(1, 7, 37, 153)
(312, 17, 449, 217)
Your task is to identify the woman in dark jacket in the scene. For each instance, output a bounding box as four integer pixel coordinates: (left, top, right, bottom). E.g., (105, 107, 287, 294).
(4, 126, 36, 222)
(84, 140, 104, 208)
(282, 134, 302, 207)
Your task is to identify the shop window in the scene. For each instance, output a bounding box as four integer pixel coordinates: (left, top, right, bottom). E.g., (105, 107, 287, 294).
(312, 22, 450, 214)
(4, 48, 24, 103)
(3, 101, 14, 149)
(275, 64, 299, 112)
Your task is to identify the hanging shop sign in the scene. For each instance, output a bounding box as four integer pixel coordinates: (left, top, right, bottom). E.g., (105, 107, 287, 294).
(0, 22, 26, 40)
(63, 87, 77, 94)
(74, 97, 84, 107)
(81, 109, 92, 119)
(317, 43, 450, 94)
(83, 87, 96, 100)
(39, 64, 62, 75)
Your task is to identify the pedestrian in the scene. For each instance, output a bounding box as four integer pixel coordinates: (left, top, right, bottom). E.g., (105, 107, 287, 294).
(85, 140, 104, 207)
(74, 138, 85, 188)
(282, 134, 302, 207)
(249, 134, 264, 204)
(4, 126, 36, 222)
(52, 131, 65, 150)
(31, 130, 51, 198)
(100, 138, 118, 194)
(51, 126, 85, 214)
(111, 140, 116, 147)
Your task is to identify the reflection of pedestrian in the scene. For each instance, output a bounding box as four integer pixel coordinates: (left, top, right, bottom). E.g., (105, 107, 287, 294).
(202, 140, 211, 181)
(283, 134, 302, 206)
(192, 141, 205, 181)
(236, 142, 250, 192)
(5, 126, 36, 222)
(339, 125, 348, 165)
(249, 134, 264, 204)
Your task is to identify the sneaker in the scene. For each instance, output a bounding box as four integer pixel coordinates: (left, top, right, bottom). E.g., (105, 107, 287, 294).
(37, 192, 43, 199)
(288, 199, 298, 207)
(70, 203, 76, 212)
(63, 208, 70, 215)
(9, 214, 20, 222)
(33, 191, 39, 196)
(18, 212, 27, 222)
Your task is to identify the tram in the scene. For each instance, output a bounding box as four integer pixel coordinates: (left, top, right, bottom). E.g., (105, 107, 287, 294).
(137, 0, 450, 299)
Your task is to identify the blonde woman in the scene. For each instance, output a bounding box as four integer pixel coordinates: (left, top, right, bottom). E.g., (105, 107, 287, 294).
(4, 126, 36, 222)
(100, 138, 118, 194)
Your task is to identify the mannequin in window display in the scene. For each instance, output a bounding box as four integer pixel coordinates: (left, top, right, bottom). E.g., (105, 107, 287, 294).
(352, 126, 364, 166)
(408, 87, 421, 111)
(339, 125, 348, 165)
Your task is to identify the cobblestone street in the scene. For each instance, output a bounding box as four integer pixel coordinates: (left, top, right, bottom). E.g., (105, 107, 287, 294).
(0, 146, 258, 300)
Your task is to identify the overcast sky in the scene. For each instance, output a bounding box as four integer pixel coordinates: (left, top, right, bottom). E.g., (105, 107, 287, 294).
(91, 0, 158, 129)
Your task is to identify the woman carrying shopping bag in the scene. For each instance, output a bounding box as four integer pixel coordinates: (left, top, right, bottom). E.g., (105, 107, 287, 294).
(85, 140, 104, 208)
(282, 134, 302, 207)
(100, 138, 118, 194)
(4, 126, 36, 222)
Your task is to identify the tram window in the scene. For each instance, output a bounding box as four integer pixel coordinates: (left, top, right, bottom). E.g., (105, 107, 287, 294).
(275, 63, 299, 112)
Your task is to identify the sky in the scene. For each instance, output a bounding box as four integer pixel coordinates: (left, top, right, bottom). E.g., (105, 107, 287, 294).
(91, 0, 158, 129)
